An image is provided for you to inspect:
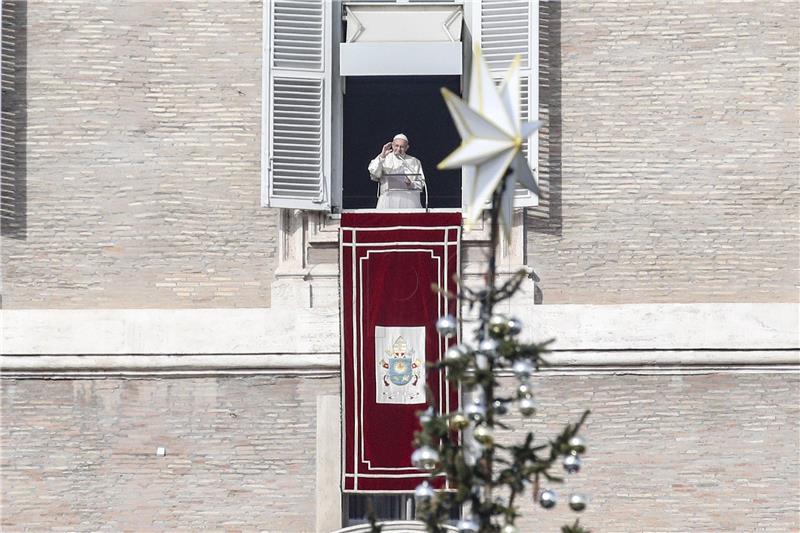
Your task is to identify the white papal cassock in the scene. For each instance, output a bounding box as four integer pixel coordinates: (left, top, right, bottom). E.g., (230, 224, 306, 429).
(368, 153, 426, 209)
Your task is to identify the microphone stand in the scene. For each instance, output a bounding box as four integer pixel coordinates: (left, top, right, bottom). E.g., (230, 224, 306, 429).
(397, 171, 426, 212)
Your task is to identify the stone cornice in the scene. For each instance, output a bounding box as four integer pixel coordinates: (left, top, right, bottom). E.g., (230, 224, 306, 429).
(2, 304, 797, 373)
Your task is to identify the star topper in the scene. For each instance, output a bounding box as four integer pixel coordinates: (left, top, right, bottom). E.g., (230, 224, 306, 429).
(437, 48, 542, 238)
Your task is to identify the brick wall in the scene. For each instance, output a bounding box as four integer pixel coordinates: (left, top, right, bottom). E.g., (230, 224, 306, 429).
(531, 1, 799, 304)
(1, 375, 339, 532)
(2, 372, 798, 531)
(2, 1, 797, 308)
(1, 0, 274, 308)
(507, 372, 800, 532)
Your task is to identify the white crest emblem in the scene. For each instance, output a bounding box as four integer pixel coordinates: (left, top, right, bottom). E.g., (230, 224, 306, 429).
(374, 326, 426, 404)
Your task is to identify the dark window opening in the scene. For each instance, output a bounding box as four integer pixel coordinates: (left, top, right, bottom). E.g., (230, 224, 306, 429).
(342, 75, 462, 210)
(344, 493, 461, 526)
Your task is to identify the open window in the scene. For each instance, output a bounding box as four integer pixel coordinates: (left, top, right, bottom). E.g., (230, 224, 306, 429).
(262, 0, 540, 212)
(342, 75, 462, 209)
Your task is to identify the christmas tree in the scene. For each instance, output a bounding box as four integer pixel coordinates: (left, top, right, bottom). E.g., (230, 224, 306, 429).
(410, 180, 591, 533)
(408, 49, 592, 533)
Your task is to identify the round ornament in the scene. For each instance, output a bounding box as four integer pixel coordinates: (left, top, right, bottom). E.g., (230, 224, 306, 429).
(539, 489, 557, 509)
(563, 453, 582, 474)
(518, 396, 536, 417)
(411, 446, 439, 471)
(492, 399, 509, 416)
(418, 406, 434, 424)
(512, 359, 534, 379)
(449, 412, 469, 430)
(507, 316, 523, 336)
(465, 403, 486, 423)
(468, 387, 486, 406)
(446, 344, 469, 362)
(517, 381, 533, 399)
(435, 315, 458, 338)
(473, 425, 494, 445)
(568, 493, 587, 512)
(478, 338, 499, 354)
(414, 480, 435, 504)
(488, 315, 510, 338)
(500, 525, 518, 533)
(568, 435, 586, 454)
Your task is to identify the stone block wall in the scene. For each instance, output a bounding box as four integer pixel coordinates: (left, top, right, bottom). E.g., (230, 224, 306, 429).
(531, 1, 799, 304)
(2, 1, 798, 308)
(1, 0, 274, 308)
(508, 372, 800, 532)
(2, 372, 798, 531)
(1, 375, 339, 532)
(1, 2, 797, 532)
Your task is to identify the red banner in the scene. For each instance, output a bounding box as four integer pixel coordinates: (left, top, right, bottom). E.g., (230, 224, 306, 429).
(341, 213, 461, 492)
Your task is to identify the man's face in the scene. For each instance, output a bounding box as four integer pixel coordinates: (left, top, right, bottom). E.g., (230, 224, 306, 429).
(392, 139, 408, 156)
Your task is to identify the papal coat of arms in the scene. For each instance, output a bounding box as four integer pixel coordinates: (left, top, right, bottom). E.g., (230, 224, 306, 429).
(374, 326, 426, 404)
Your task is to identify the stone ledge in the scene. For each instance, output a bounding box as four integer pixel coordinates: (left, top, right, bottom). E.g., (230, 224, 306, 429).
(1, 308, 340, 355)
(508, 302, 798, 350)
(2, 304, 796, 360)
(2, 351, 797, 375)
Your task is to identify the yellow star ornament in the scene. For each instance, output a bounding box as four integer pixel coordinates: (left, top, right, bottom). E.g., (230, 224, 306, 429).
(438, 49, 543, 238)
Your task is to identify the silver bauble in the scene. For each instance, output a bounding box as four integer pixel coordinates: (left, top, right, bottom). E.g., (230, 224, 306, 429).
(563, 453, 582, 474)
(411, 445, 439, 471)
(414, 480, 435, 504)
(568, 493, 588, 512)
(456, 517, 479, 533)
(418, 406, 434, 424)
(512, 359, 534, 379)
(435, 315, 458, 338)
(473, 425, 494, 445)
(446, 344, 469, 361)
(500, 525, 518, 533)
(517, 381, 534, 398)
(468, 387, 486, 406)
(568, 435, 587, 454)
(507, 316, 523, 336)
(518, 396, 536, 417)
(492, 399, 509, 416)
(478, 338, 499, 354)
(465, 402, 486, 423)
(539, 489, 557, 509)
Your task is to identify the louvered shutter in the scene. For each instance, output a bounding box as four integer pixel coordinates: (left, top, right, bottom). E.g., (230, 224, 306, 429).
(1, 0, 22, 238)
(263, 0, 331, 209)
(475, 0, 539, 207)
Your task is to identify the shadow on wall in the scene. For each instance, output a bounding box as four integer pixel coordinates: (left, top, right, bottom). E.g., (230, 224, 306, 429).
(1, 1, 27, 240)
(527, 0, 562, 238)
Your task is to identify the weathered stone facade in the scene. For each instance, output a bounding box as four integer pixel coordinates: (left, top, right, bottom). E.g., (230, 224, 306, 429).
(2, 373, 798, 531)
(1, 1, 797, 308)
(1, 1, 798, 532)
(2, 0, 275, 309)
(2, 375, 338, 532)
(531, 1, 799, 304)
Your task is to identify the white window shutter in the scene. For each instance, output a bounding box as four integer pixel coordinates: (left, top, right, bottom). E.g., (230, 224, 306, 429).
(474, 0, 539, 208)
(262, 0, 332, 210)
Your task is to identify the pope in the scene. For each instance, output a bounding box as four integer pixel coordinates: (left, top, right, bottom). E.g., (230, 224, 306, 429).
(368, 133, 426, 210)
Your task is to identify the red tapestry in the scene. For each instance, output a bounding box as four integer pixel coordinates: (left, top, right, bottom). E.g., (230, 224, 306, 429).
(341, 212, 461, 492)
